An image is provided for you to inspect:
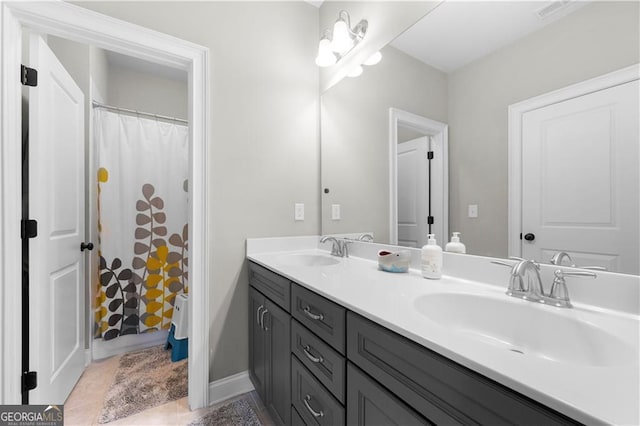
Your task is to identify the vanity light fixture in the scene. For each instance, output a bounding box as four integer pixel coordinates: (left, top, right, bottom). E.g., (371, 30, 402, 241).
(315, 31, 337, 67)
(315, 10, 368, 68)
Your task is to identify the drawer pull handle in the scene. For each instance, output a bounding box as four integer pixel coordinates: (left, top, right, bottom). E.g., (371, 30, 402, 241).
(256, 305, 264, 327)
(261, 309, 269, 331)
(302, 345, 324, 363)
(303, 306, 324, 321)
(303, 395, 324, 418)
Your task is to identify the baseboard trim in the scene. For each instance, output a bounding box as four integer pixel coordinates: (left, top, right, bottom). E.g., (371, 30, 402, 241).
(92, 331, 169, 360)
(208, 370, 255, 406)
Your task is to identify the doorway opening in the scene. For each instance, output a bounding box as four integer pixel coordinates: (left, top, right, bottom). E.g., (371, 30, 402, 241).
(1, 1, 209, 410)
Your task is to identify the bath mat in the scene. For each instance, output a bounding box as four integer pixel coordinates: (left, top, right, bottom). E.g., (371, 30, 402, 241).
(97, 344, 187, 423)
(187, 399, 262, 426)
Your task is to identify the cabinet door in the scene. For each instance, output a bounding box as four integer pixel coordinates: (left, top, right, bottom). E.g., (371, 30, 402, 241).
(249, 288, 267, 400)
(265, 298, 291, 425)
(347, 363, 430, 426)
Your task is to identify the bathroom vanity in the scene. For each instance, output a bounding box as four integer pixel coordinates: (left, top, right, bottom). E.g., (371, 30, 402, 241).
(246, 237, 640, 426)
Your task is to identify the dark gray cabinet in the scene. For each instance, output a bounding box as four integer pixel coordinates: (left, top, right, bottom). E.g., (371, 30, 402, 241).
(249, 268, 291, 426)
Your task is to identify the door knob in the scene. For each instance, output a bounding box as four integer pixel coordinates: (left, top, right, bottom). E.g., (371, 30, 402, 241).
(523, 233, 535, 242)
(80, 242, 94, 251)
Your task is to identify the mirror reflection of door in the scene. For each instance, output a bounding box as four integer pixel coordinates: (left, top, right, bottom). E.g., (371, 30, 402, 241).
(521, 80, 639, 274)
(397, 136, 430, 248)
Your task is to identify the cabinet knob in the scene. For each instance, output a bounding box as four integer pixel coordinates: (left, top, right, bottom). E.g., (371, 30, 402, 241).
(523, 233, 535, 242)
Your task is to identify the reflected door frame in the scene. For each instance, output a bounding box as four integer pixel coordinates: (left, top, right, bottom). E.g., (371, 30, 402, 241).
(507, 63, 639, 259)
(389, 108, 449, 246)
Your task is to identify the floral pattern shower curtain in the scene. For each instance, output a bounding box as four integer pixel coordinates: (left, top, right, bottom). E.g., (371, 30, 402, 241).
(94, 109, 189, 341)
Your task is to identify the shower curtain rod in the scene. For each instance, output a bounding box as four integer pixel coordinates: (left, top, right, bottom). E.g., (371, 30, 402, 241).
(91, 101, 188, 125)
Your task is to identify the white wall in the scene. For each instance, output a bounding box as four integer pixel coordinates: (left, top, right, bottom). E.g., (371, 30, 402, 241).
(319, 1, 441, 91)
(447, 1, 640, 257)
(74, 1, 320, 382)
(321, 45, 447, 242)
(106, 62, 187, 120)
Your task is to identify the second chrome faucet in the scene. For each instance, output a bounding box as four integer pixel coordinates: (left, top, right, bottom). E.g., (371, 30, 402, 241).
(492, 257, 596, 308)
(320, 236, 352, 258)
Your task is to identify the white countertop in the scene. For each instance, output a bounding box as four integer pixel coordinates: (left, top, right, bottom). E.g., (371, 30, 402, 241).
(247, 237, 640, 425)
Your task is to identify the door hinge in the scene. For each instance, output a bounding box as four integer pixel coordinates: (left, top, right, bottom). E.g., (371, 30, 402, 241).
(21, 219, 38, 239)
(21, 65, 38, 87)
(22, 371, 37, 392)
(427, 216, 434, 225)
(427, 151, 434, 160)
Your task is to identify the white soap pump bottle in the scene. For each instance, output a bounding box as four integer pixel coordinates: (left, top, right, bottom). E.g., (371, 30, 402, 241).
(421, 234, 442, 279)
(445, 232, 466, 254)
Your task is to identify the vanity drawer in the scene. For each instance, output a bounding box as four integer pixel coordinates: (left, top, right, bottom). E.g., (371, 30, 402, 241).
(292, 355, 345, 426)
(347, 312, 579, 426)
(249, 261, 291, 312)
(291, 319, 345, 403)
(292, 284, 345, 354)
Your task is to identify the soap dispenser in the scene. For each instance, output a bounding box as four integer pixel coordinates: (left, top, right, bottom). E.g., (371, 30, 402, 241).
(445, 232, 466, 254)
(421, 234, 442, 279)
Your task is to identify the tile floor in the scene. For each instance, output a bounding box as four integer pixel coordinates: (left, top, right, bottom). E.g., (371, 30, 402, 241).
(64, 353, 273, 425)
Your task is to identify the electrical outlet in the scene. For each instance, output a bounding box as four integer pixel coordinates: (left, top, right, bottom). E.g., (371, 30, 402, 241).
(295, 203, 304, 221)
(468, 204, 478, 218)
(331, 204, 341, 220)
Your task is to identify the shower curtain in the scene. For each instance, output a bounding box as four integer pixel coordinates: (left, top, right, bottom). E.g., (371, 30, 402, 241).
(94, 109, 189, 341)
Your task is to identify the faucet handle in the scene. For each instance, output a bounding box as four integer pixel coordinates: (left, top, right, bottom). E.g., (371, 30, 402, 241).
(491, 260, 516, 267)
(553, 269, 597, 279)
(549, 269, 597, 307)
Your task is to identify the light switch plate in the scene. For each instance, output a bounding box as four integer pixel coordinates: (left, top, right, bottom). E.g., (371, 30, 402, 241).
(468, 204, 478, 218)
(295, 203, 304, 221)
(331, 204, 341, 220)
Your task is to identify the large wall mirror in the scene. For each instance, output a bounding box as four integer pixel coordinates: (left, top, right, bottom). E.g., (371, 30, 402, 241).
(320, 1, 639, 274)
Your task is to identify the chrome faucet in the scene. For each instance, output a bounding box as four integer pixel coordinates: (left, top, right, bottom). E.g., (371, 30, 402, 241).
(320, 236, 342, 256)
(492, 258, 597, 308)
(320, 236, 352, 257)
(493, 258, 544, 302)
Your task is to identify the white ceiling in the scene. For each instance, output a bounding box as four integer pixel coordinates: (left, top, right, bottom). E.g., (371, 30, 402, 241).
(390, 0, 589, 73)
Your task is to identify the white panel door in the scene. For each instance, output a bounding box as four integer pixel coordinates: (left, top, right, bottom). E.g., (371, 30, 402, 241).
(28, 34, 85, 404)
(397, 137, 429, 247)
(522, 80, 639, 274)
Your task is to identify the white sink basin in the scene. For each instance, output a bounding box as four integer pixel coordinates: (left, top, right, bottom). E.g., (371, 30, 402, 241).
(276, 253, 340, 267)
(414, 293, 635, 367)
